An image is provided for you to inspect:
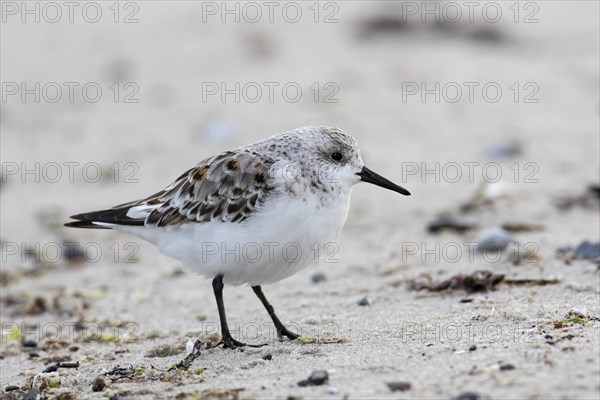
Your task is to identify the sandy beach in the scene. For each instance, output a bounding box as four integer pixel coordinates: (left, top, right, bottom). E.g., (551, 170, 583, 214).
(1, 1, 599, 399)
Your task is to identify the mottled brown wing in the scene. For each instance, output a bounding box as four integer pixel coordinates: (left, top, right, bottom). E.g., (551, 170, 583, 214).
(143, 150, 275, 227)
(66, 150, 276, 229)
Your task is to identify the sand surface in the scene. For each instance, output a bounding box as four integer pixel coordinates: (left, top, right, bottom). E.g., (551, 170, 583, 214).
(1, 1, 599, 399)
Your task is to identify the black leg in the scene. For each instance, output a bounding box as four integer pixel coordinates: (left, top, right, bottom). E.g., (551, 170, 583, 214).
(212, 275, 252, 350)
(252, 286, 299, 341)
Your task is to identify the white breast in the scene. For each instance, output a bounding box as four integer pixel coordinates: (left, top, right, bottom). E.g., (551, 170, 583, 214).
(117, 189, 353, 286)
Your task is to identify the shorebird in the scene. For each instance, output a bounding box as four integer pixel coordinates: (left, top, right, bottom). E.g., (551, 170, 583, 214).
(66, 126, 410, 349)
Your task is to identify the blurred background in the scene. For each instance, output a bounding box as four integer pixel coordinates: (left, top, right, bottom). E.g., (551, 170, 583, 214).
(1, 1, 599, 398)
(2, 1, 598, 238)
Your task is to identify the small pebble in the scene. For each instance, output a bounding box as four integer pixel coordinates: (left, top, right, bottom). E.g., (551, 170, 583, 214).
(62, 242, 86, 264)
(262, 354, 272, 361)
(4, 385, 19, 392)
(106, 58, 134, 82)
(454, 393, 481, 400)
(556, 184, 600, 210)
(558, 241, 600, 262)
(500, 363, 516, 371)
(475, 228, 516, 253)
(573, 241, 600, 261)
(298, 370, 329, 386)
(357, 14, 408, 39)
(482, 182, 508, 200)
(428, 214, 475, 234)
(311, 272, 327, 284)
(25, 296, 47, 315)
(308, 370, 329, 385)
(22, 340, 37, 348)
(459, 298, 474, 303)
(485, 142, 522, 161)
(357, 296, 370, 306)
(92, 376, 108, 392)
(386, 381, 411, 392)
(43, 365, 58, 373)
(468, 345, 477, 351)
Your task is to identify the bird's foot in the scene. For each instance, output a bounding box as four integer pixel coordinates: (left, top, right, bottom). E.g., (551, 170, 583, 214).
(277, 327, 300, 341)
(221, 335, 266, 350)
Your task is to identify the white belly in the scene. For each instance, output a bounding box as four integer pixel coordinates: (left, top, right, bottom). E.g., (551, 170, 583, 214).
(117, 190, 352, 286)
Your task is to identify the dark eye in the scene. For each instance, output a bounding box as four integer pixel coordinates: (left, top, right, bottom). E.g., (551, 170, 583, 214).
(331, 152, 343, 161)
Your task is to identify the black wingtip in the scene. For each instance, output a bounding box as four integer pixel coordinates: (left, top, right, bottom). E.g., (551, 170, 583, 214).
(66, 208, 146, 228)
(64, 220, 111, 229)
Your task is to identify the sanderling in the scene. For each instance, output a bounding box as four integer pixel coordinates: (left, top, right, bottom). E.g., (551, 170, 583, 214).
(66, 126, 410, 349)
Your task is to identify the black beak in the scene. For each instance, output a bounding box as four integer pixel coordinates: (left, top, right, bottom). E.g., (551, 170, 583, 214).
(357, 166, 411, 196)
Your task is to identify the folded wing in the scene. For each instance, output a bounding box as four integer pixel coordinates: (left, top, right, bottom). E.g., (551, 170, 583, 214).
(65, 150, 275, 229)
